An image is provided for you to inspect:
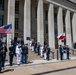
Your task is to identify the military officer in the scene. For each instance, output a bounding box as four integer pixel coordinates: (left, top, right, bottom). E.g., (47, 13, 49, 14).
(1, 43, 7, 69)
(9, 44, 15, 66)
(16, 44, 22, 65)
(0, 44, 3, 72)
(22, 44, 28, 64)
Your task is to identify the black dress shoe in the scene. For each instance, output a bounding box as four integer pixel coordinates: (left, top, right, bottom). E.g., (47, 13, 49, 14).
(17, 64, 20, 65)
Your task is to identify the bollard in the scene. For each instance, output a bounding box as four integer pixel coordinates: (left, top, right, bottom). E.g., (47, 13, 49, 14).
(57, 50, 59, 60)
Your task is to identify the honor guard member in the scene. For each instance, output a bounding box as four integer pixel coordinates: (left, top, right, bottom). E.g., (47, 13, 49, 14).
(1, 43, 7, 69)
(46, 45, 50, 60)
(9, 44, 15, 66)
(34, 42, 37, 53)
(40, 45, 44, 57)
(22, 44, 28, 64)
(21, 38, 24, 46)
(59, 45, 63, 60)
(16, 44, 22, 65)
(43, 45, 47, 60)
(0, 43, 3, 73)
(37, 42, 40, 55)
(66, 45, 70, 59)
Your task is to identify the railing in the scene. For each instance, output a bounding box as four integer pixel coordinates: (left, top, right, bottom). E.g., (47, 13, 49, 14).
(70, 49, 76, 55)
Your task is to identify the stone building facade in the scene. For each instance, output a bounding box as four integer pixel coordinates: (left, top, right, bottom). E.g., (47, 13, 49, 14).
(0, 0, 76, 48)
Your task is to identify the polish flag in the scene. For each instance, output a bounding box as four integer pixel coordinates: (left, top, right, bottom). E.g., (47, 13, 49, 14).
(57, 33, 66, 40)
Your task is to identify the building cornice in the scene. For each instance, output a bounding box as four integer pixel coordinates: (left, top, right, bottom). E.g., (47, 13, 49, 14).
(44, 0, 76, 13)
(67, 0, 76, 4)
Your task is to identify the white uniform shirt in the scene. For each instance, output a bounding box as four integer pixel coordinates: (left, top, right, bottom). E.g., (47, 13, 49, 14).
(40, 46, 43, 51)
(16, 46, 22, 54)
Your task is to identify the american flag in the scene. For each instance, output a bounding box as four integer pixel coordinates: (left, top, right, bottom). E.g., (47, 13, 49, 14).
(0, 24, 12, 34)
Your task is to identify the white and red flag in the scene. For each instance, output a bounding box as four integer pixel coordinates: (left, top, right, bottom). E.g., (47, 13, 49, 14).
(57, 33, 66, 40)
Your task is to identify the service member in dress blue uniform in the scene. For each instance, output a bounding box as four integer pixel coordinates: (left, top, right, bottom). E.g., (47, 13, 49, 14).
(34, 42, 37, 53)
(46, 45, 50, 60)
(59, 45, 63, 60)
(9, 44, 15, 66)
(0, 43, 3, 73)
(66, 45, 70, 59)
(1, 43, 7, 69)
(21, 38, 24, 46)
(37, 42, 40, 55)
(22, 44, 28, 64)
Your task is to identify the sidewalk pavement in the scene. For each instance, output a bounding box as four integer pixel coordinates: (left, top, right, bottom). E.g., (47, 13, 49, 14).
(2, 48, 76, 75)
(5, 56, 76, 68)
(0, 56, 76, 75)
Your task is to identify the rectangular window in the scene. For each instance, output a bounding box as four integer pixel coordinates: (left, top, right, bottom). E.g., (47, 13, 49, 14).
(46, 24, 48, 33)
(54, 13, 57, 23)
(45, 10, 48, 21)
(15, 18, 19, 29)
(0, 15, 3, 26)
(35, 7, 37, 18)
(0, 0, 4, 10)
(15, 1, 19, 14)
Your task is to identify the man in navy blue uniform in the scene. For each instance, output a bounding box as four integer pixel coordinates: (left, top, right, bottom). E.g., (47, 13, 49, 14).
(37, 42, 40, 55)
(22, 44, 28, 64)
(34, 42, 37, 53)
(59, 45, 63, 60)
(1, 43, 7, 69)
(9, 44, 15, 66)
(46, 45, 50, 60)
(0, 43, 3, 73)
(66, 45, 70, 59)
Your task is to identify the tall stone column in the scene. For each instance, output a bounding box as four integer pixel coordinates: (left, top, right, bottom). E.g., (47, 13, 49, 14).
(24, 0, 31, 44)
(72, 13, 76, 43)
(7, 0, 15, 47)
(48, 3, 55, 48)
(37, 0, 44, 45)
(65, 10, 72, 47)
(57, 7, 64, 45)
